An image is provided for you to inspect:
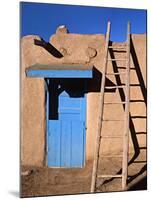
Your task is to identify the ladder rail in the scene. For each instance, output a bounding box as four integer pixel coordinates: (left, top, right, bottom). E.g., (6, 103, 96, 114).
(122, 21, 131, 190)
(90, 22, 131, 193)
(90, 21, 111, 193)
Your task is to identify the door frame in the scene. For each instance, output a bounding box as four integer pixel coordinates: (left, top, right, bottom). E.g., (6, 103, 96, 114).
(45, 78, 87, 168)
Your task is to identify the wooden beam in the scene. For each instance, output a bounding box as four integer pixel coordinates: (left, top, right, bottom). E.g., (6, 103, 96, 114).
(26, 64, 93, 78)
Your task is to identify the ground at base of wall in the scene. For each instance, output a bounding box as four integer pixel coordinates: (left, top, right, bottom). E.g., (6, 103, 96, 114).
(21, 155, 147, 197)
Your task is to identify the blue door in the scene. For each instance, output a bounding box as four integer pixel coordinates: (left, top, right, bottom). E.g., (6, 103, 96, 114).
(46, 79, 86, 168)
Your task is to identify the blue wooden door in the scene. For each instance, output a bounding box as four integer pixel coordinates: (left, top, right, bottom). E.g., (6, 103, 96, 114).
(46, 79, 86, 168)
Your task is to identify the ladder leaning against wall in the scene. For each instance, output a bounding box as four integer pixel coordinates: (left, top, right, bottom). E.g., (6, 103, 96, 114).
(90, 21, 131, 193)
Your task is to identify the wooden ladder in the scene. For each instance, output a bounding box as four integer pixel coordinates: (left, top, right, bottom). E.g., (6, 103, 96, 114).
(90, 21, 131, 193)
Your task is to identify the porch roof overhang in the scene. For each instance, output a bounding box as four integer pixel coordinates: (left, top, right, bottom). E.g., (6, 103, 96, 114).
(26, 63, 93, 78)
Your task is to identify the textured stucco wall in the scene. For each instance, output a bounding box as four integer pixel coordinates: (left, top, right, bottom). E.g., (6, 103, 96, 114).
(21, 30, 146, 166)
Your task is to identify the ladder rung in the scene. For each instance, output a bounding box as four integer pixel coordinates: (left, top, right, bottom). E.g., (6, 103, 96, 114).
(100, 155, 123, 158)
(107, 59, 127, 61)
(108, 46, 127, 49)
(97, 174, 122, 178)
(101, 135, 123, 138)
(103, 119, 124, 121)
(105, 85, 126, 89)
(106, 72, 126, 75)
(104, 101, 127, 104)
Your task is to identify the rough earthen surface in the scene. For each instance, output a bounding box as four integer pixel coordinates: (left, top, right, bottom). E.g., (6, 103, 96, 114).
(21, 30, 146, 196)
(21, 152, 146, 197)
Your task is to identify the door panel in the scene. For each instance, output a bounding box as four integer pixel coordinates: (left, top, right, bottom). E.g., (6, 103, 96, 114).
(71, 121, 85, 167)
(47, 79, 86, 168)
(59, 95, 81, 108)
(60, 121, 71, 167)
(47, 120, 61, 166)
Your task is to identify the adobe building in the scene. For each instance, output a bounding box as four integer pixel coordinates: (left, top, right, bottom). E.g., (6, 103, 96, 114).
(21, 25, 146, 172)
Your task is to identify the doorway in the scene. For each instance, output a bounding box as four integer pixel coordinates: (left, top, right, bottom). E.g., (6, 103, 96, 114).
(46, 79, 87, 168)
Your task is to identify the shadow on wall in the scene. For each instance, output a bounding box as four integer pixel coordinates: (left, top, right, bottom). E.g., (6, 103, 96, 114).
(127, 163, 147, 188)
(35, 35, 146, 190)
(45, 67, 116, 120)
(128, 175, 147, 191)
(100, 37, 147, 189)
(34, 38, 63, 58)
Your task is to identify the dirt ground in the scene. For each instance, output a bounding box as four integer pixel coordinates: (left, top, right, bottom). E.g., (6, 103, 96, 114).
(21, 151, 147, 198)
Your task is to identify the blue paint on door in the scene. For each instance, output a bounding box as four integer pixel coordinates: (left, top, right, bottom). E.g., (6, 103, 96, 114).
(46, 79, 86, 168)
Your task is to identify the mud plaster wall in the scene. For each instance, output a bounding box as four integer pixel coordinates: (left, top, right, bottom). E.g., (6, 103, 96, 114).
(21, 32, 146, 166)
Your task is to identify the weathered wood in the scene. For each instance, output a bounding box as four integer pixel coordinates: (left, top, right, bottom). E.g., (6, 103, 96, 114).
(106, 72, 126, 75)
(104, 101, 127, 104)
(90, 21, 111, 193)
(105, 85, 126, 89)
(122, 21, 130, 190)
(91, 22, 130, 193)
(102, 119, 124, 121)
(98, 174, 122, 178)
(101, 135, 123, 138)
(26, 64, 93, 78)
(108, 46, 127, 49)
(100, 155, 123, 158)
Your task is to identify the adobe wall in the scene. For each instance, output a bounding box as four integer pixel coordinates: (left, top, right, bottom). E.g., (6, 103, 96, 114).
(21, 30, 146, 166)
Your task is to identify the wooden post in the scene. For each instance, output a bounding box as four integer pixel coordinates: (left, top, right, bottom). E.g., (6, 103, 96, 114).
(90, 21, 111, 193)
(122, 21, 130, 190)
